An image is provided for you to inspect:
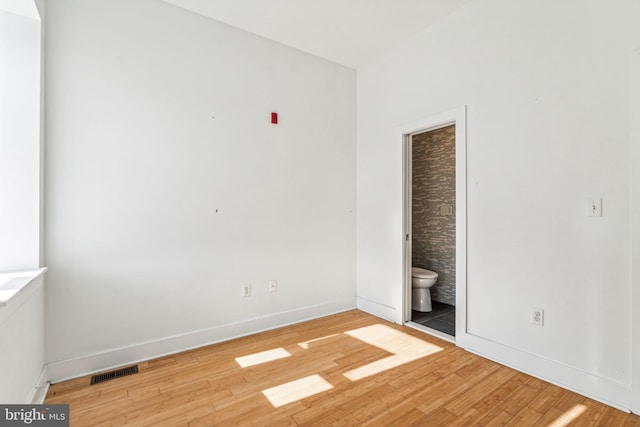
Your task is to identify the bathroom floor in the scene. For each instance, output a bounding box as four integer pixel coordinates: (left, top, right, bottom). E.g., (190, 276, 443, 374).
(412, 301, 455, 337)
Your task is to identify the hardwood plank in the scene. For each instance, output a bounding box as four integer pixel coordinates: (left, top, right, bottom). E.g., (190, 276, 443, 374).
(599, 406, 638, 427)
(505, 406, 544, 425)
(44, 310, 640, 426)
(443, 362, 516, 415)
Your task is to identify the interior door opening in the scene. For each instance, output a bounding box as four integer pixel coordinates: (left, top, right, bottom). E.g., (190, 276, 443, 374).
(408, 125, 457, 339)
(401, 107, 466, 345)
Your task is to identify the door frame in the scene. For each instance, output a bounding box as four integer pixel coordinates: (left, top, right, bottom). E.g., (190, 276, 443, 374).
(400, 106, 468, 345)
(631, 48, 640, 414)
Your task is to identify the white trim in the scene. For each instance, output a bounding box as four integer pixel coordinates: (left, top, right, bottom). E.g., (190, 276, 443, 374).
(402, 135, 412, 323)
(462, 333, 631, 413)
(47, 298, 355, 383)
(405, 321, 455, 344)
(630, 47, 640, 414)
(453, 112, 468, 347)
(0, 268, 47, 315)
(28, 365, 49, 404)
(399, 106, 468, 346)
(397, 106, 466, 136)
(356, 296, 399, 324)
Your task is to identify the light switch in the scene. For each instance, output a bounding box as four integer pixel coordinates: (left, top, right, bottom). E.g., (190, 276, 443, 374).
(587, 198, 602, 217)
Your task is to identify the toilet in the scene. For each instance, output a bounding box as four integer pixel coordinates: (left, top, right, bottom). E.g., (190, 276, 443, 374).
(412, 267, 438, 312)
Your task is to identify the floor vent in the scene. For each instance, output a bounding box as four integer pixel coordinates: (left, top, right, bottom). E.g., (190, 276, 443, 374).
(90, 365, 139, 385)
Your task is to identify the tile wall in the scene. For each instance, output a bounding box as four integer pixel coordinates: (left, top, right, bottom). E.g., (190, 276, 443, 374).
(412, 125, 456, 305)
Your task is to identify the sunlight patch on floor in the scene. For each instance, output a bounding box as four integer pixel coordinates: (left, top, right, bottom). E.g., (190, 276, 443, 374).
(235, 347, 291, 368)
(298, 334, 340, 349)
(343, 324, 443, 381)
(344, 354, 419, 381)
(262, 374, 333, 408)
(259, 324, 442, 406)
(549, 404, 587, 427)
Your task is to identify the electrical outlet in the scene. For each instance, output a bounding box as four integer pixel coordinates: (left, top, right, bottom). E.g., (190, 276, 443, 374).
(269, 280, 278, 293)
(531, 308, 544, 326)
(243, 284, 251, 298)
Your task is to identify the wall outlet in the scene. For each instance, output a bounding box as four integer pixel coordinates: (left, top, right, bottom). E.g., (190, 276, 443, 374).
(243, 284, 251, 298)
(531, 308, 544, 326)
(268, 280, 278, 293)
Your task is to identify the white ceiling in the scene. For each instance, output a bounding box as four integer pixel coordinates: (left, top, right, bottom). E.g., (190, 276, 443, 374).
(160, 0, 474, 69)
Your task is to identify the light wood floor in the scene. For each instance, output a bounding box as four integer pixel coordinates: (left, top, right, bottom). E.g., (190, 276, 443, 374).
(46, 310, 640, 426)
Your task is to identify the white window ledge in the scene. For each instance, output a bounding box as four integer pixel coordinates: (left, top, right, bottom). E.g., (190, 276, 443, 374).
(0, 268, 47, 308)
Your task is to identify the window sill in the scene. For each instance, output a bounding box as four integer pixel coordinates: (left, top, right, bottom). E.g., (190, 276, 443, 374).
(0, 267, 48, 308)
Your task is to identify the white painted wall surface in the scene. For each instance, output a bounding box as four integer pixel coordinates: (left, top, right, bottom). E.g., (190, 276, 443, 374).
(357, 0, 640, 408)
(0, 273, 45, 403)
(0, 0, 39, 19)
(44, 0, 356, 370)
(0, 9, 41, 270)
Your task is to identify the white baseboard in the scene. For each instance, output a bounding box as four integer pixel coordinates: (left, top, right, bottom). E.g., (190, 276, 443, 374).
(356, 296, 400, 324)
(461, 333, 632, 413)
(44, 297, 631, 413)
(359, 301, 632, 411)
(27, 365, 49, 404)
(47, 298, 355, 384)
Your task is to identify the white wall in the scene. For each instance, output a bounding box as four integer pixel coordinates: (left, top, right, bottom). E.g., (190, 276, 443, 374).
(0, 1, 46, 404)
(0, 273, 46, 403)
(44, 0, 356, 374)
(0, 0, 39, 19)
(0, 8, 41, 270)
(357, 0, 640, 409)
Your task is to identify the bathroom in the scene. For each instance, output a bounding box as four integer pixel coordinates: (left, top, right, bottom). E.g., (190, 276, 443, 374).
(410, 124, 456, 337)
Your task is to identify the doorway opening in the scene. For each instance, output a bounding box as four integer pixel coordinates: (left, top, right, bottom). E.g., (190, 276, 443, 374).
(401, 107, 466, 344)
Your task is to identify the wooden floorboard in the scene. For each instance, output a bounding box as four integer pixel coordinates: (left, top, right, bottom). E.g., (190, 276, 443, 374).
(45, 310, 640, 426)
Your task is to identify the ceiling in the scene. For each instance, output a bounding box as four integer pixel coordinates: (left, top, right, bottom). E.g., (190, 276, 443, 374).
(159, 0, 474, 69)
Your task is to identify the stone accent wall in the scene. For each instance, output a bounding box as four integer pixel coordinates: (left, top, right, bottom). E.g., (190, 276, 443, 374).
(412, 125, 456, 305)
